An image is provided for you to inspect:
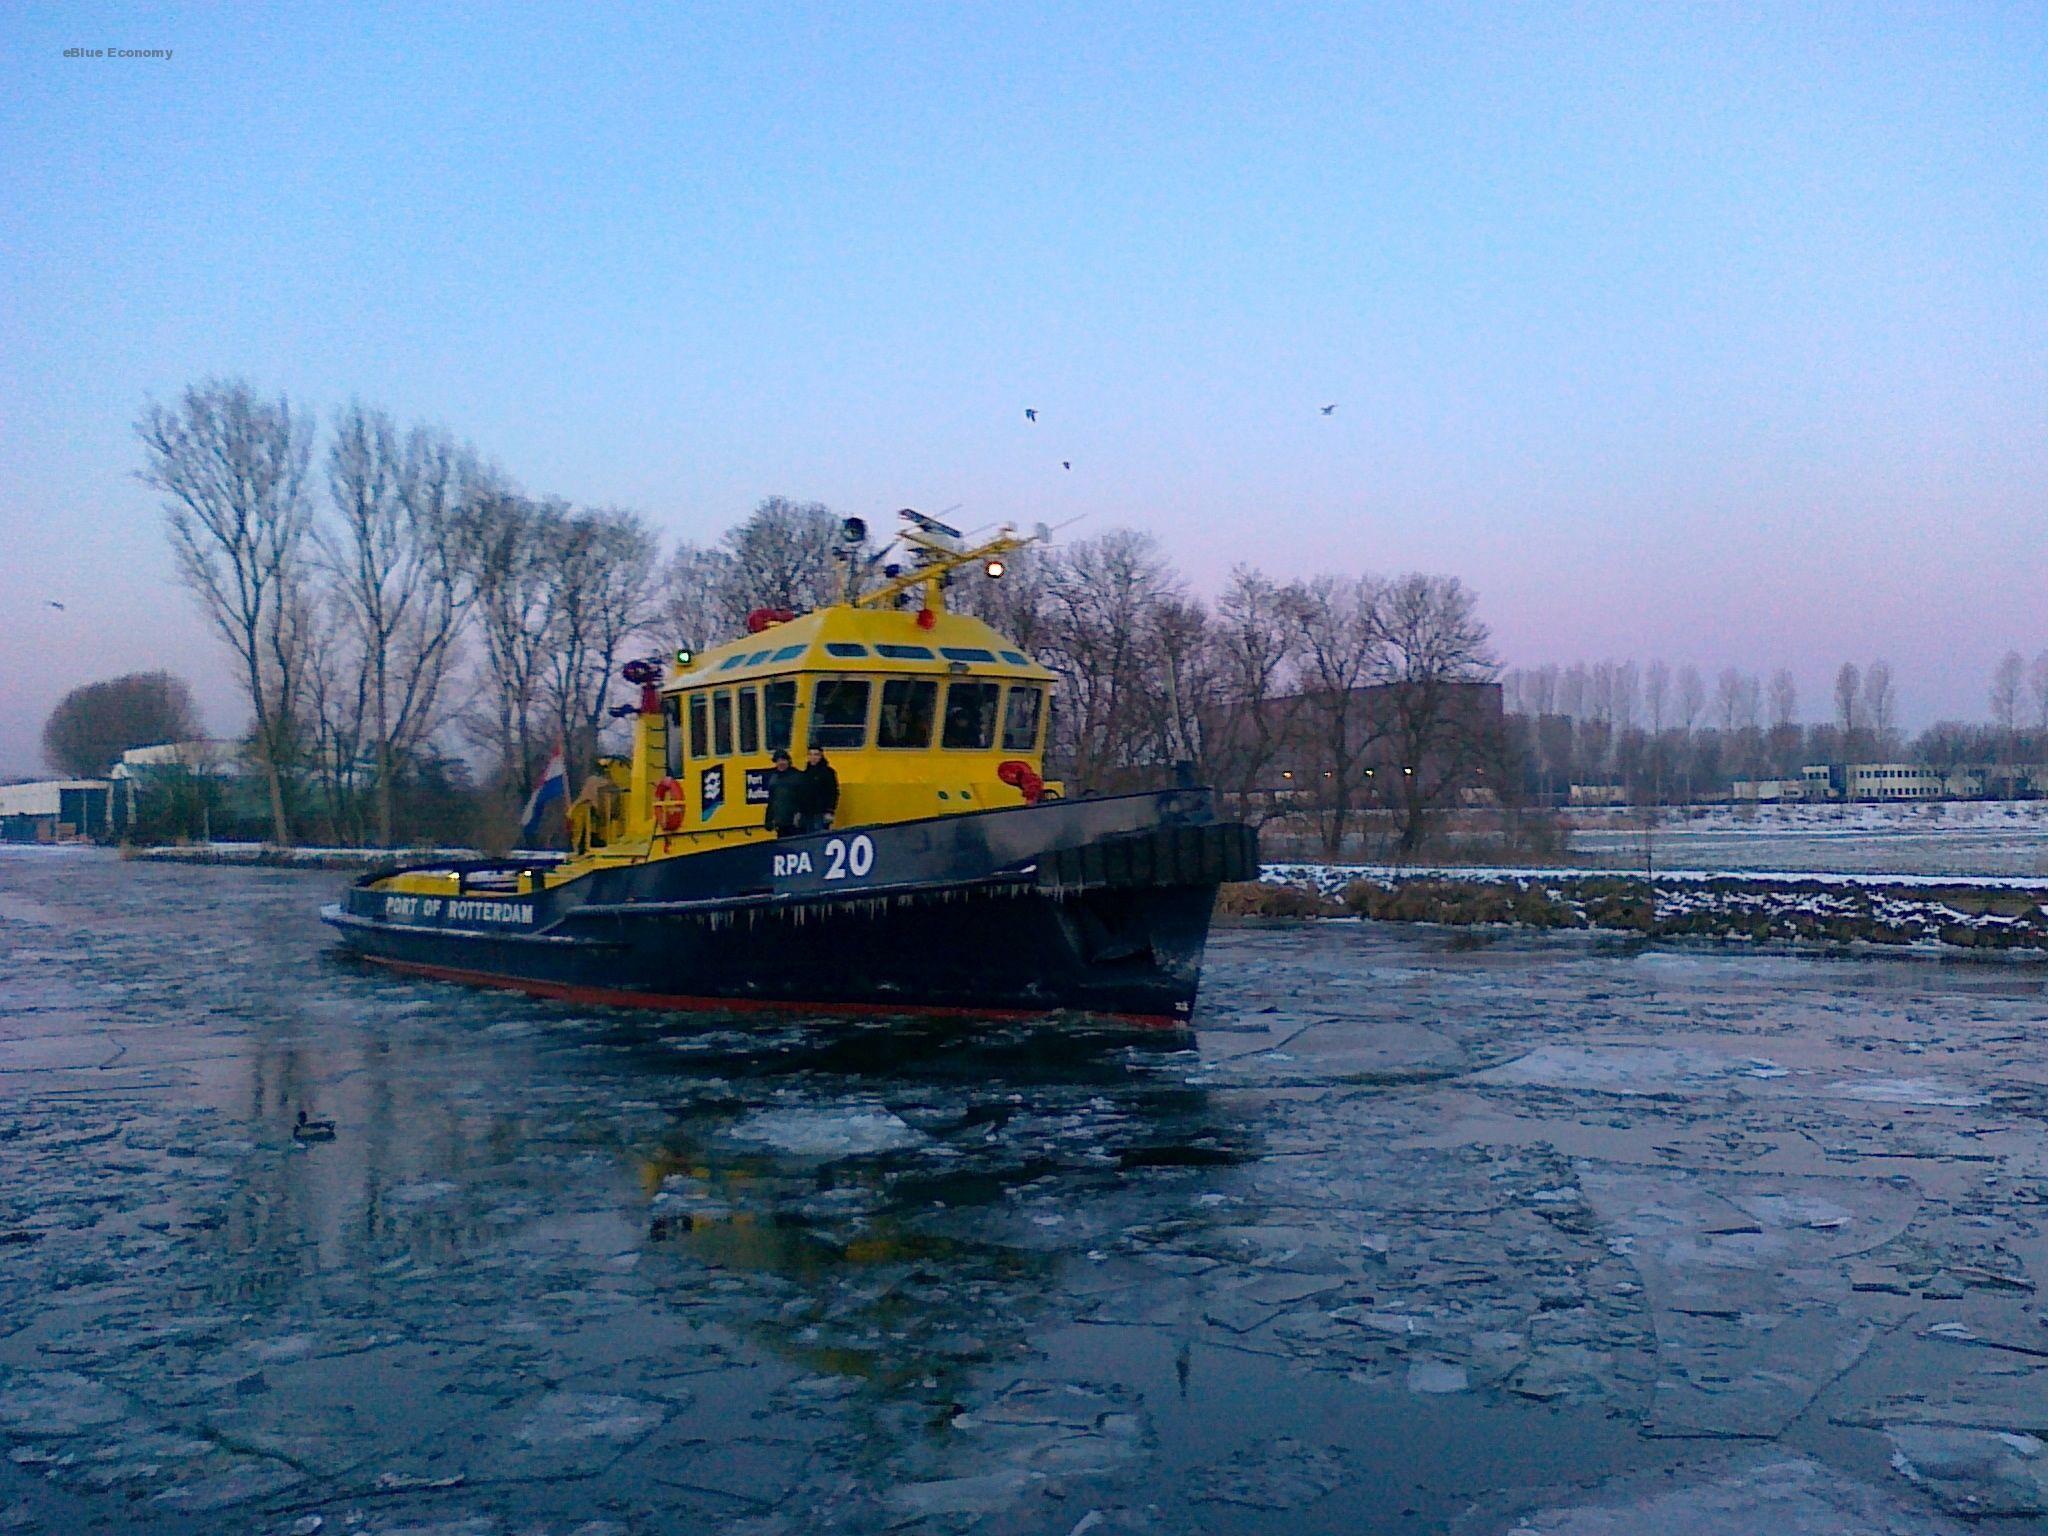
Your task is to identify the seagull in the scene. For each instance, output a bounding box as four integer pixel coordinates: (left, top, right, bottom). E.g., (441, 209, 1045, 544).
(47, 600, 65, 610)
(1024, 409, 1037, 422)
(1320, 404, 1337, 416)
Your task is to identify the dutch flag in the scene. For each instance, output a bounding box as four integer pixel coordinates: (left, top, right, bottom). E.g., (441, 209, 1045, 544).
(519, 747, 569, 844)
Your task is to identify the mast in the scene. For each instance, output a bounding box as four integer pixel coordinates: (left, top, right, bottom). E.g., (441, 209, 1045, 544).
(851, 509, 1046, 616)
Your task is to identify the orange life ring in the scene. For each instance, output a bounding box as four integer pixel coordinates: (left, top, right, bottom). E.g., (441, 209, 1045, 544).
(652, 775, 685, 834)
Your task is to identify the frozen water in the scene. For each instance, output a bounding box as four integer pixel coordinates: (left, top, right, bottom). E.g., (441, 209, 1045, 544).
(1476, 1452, 1968, 1534)
(2, 852, 2034, 1533)
(724, 1104, 925, 1156)
(514, 1391, 666, 1447)
(1887, 1424, 2048, 1517)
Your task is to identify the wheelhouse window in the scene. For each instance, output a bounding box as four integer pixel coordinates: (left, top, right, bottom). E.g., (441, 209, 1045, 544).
(1001, 685, 1044, 752)
(764, 680, 797, 751)
(737, 686, 760, 754)
(688, 693, 709, 759)
(810, 678, 871, 749)
(878, 679, 938, 749)
(941, 681, 1000, 749)
(712, 690, 734, 757)
(663, 695, 683, 775)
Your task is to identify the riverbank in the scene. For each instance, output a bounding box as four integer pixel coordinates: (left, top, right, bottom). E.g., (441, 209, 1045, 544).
(1232, 864, 2048, 954)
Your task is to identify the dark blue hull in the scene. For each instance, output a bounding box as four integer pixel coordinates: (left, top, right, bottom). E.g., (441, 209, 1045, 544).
(321, 790, 1256, 1026)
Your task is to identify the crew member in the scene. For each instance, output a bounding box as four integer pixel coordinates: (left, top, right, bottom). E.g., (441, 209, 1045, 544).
(764, 749, 804, 836)
(798, 746, 839, 832)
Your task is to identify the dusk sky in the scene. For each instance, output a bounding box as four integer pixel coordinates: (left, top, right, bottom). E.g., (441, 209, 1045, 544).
(3, 3, 2043, 774)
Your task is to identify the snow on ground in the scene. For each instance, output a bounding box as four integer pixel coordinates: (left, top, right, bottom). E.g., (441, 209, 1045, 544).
(1571, 799, 2048, 835)
(1563, 801, 2048, 878)
(1263, 862, 2048, 894)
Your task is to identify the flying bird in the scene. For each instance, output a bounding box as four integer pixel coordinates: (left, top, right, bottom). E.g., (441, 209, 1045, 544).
(1024, 408, 1037, 422)
(1320, 404, 1337, 416)
(47, 600, 65, 610)
(1061, 461, 1071, 470)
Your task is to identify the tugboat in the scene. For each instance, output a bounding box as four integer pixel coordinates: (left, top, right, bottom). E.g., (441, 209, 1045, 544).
(322, 511, 1257, 1026)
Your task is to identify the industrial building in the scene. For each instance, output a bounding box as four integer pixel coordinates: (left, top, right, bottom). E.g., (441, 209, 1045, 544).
(0, 779, 122, 843)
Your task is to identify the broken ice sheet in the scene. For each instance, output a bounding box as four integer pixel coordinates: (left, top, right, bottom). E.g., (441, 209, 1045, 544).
(1575, 1165, 1919, 1437)
(1886, 1425, 2048, 1517)
(1470, 1451, 1965, 1535)
(724, 1104, 926, 1157)
(1189, 1436, 1351, 1510)
(513, 1391, 666, 1455)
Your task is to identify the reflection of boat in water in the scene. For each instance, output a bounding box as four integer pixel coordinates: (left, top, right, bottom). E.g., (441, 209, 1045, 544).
(621, 1026, 1236, 1391)
(323, 511, 1256, 1026)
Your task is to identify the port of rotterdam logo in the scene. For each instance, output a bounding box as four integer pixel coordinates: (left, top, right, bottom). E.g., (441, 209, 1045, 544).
(699, 765, 724, 820)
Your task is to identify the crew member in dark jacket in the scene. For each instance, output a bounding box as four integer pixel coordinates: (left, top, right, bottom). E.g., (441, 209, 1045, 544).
(798, 746, 839, 832)
(764, 749, 804, 836)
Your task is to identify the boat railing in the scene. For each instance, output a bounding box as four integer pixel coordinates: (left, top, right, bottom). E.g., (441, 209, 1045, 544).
(359, 854, 566, 892)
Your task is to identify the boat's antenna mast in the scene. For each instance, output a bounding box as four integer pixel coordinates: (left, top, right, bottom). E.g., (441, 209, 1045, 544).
(852, 509, 1048, 614)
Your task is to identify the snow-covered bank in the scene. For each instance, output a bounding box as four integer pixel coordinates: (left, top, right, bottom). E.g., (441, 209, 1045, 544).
(1570, 799, 2048, 836)
(1265, 861, 2048, 894)
(1253, 863, 2048, 953)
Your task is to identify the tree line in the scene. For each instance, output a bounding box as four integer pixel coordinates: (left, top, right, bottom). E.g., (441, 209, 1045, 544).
(124, 377, 1501, 849)
(1504, 652, 2048, 803)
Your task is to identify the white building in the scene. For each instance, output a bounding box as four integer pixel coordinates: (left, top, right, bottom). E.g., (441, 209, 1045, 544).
(1846, 764, 1945, 802)
(1568, 783, 1628, 807)
(111, 740, 234, 777)
(1730, 777, 1811, 804)
(0, 780, 118, 842)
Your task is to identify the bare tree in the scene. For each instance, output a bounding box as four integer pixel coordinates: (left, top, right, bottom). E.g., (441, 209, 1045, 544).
(1205, 566, 1300, 815)
(138, 380, 316, 844)
(456, 492, 565, 796)
(717, 496, 849, 615)
(324, 406, 476, 845)
(542, 508, 661, 773)
(660, 541, 738, 655)
(1038, 531, 1178, 785)
(1558, 663, 1589, 723)
(1643, 661, 1670, 736)
(1767, 669, 1797, 730)
(1991, 651, 2026, 755)
(1676, 665, 1705, 732)
(1613, 661, 1641, 738)
(1863, 659, 1897, 756)
(1642, 659, 1672, 806)
(297, 582, 371, 843)
(1711, 669, 1760, 778)
(2031, 651, 2048, 733)
(1834, 662, 1862, 755)
(1372, 574, 1499, 854)
(1674, 665, 1706, 803)
(1282, 573, 1384, 856)
(1714, 667, 1747, 734)
(1145, 594, 1214, 766)
(1766, 668, 1799, 775)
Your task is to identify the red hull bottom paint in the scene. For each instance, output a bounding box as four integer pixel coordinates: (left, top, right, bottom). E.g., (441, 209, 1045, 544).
(358, 954, 1186, 1031)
